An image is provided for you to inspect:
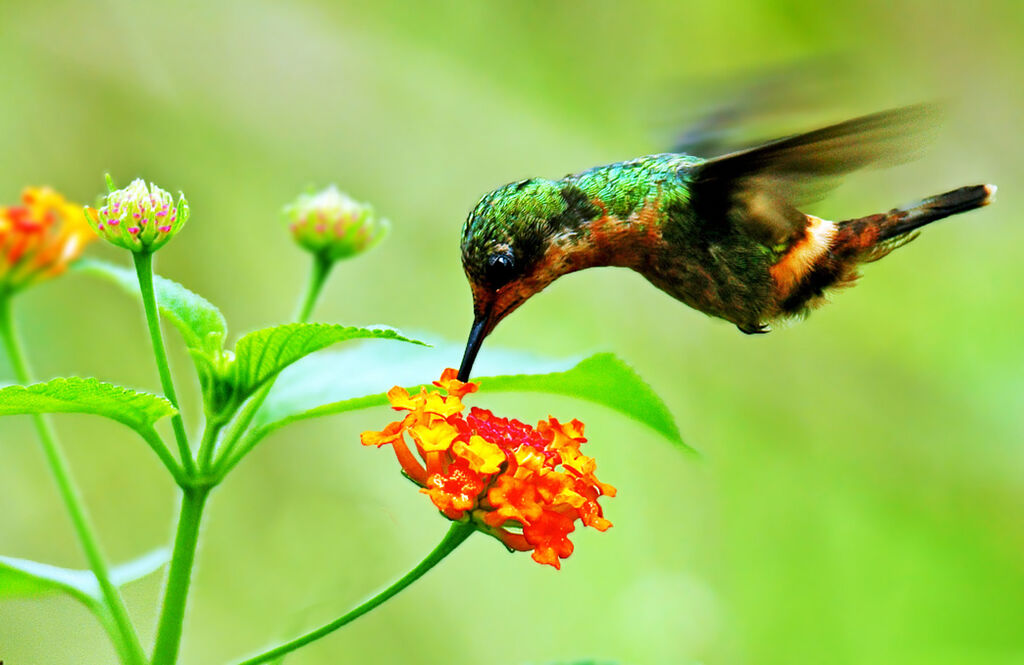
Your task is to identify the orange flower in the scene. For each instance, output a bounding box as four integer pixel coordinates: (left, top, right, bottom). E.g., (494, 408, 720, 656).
(361, 368, 616, 569)
(0, 187, 94, 294)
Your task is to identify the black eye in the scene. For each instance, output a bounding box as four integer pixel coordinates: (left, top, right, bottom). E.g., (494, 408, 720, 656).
(485, 252, 517, 286)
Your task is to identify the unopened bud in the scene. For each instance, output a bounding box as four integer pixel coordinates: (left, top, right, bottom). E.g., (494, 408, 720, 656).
(86, 177, 188, 253)
(284, 186, 389, 261)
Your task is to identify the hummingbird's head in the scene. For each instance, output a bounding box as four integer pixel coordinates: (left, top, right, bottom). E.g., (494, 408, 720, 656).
(457, 177, 594, 380)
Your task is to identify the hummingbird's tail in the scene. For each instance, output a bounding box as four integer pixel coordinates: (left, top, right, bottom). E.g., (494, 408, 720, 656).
(836, 185, 996, 264)
(776, 184, 995, 317)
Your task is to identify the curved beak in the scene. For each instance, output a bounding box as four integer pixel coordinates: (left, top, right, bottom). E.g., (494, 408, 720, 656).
(457, 312, 490, 382)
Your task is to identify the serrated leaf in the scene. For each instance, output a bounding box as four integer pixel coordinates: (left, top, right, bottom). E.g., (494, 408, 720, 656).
(0, 547, 169, 608)
(76, 257, 227, 356)
(0, 377, 176, 434)
(230, 323, 427, 400)
(249, 340, 688, 452)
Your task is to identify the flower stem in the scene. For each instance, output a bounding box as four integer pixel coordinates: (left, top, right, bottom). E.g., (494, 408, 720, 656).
(234, 521, 475, 665)
(211, 254, 332, 478)
(294, 253, 333, 323)
(150, 485, 210, 665)
(133, 250, 196, 478)
(0, 296, 147, 665)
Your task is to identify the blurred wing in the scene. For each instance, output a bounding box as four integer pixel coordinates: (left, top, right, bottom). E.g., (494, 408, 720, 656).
(666, 57, 852, 158)
(670, 103, 749, 158)
(687, 105, 933, 245)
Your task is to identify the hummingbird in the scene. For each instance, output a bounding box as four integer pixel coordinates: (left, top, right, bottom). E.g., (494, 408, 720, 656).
(456, 105, 995, 381)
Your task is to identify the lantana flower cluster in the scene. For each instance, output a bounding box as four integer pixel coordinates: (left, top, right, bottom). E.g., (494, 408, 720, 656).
(0, 187, 94, 293)
(362, 369, 616, 568)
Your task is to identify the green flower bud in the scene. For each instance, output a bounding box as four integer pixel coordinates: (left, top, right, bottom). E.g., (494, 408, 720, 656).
(284, 186, 389, 261)
(86, 177, 189, 253)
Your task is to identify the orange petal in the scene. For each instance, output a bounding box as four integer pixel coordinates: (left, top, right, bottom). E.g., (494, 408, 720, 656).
(452, 435, 504, 474)
(422, 391, 463, 418)
(360, 421, 404, 447)
(386, 386, 421, 411)
(408, 418, 459, 453)
(486, 473, 543, 525)
(434, 368, 480, 399)
(524, 510, 576, 569)
(421, 458, 486, 518)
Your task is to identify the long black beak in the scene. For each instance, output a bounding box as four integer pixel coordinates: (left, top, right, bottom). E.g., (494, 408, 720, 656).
(457, 314, 489, 382)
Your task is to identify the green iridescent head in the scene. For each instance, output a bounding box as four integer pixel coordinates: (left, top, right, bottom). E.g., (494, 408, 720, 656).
(460, 178, 568, 293)
(458, 177, 604, 381)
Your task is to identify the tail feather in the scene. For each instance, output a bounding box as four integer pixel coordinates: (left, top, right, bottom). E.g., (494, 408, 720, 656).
(875, 184, 996, 241)
(776, 184, 996, 317)
(834, 184, 996, 263)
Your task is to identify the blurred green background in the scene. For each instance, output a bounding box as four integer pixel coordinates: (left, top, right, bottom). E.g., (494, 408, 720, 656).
(1, 1, 1022, 663)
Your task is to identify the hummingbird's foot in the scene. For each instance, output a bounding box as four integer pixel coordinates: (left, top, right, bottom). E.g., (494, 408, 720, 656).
(737, 322, 770, 335)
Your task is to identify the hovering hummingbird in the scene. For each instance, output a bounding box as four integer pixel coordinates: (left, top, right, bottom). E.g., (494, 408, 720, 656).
(456, 105, 995, 381)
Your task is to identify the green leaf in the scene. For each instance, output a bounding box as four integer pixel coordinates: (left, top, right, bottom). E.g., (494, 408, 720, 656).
(249, 339, 688, 452)
(0, 555, 97, 607)
(109, 547, 172, 586)
(249, 341, 567, 432)
(76, 258, 227, 357)
(476, 352, 685, 449)
(230, 323, 427, 400)
(0, 547, 170, 609)
(0, 377, 176, 434)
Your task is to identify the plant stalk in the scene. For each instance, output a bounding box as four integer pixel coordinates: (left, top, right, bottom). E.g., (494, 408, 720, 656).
(0, 295, 147, 665)
(294, 253, 333, 323)
(133, 251, 196, 477)
(196, 421, 224, 472)
(150, 485, 210, 665)
(235, 521, 474, 665)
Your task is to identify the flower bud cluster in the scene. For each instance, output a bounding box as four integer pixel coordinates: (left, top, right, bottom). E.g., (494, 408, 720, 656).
(86, 178, 188, 252)
(284, 186, 389, 261)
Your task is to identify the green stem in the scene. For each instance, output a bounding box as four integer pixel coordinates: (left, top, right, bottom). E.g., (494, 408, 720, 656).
(140, 427, 189, 487)
(196, 421, 224, 472)
(294, 254, 333, 323)
(235, 521, 474, 665)
(0, 296, 147, 665)
(150, 486, 210, 665)
(133, 250, 196, 478)
(94, 605, 133, 663)
(211, 255, 333, 478)
(213, 430, 261, 481)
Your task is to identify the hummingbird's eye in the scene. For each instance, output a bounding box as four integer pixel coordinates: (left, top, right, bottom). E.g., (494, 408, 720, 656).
(485, 252, 517, 287)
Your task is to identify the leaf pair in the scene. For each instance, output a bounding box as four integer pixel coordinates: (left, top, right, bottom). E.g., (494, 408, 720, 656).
(205, 323, 425, 419)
